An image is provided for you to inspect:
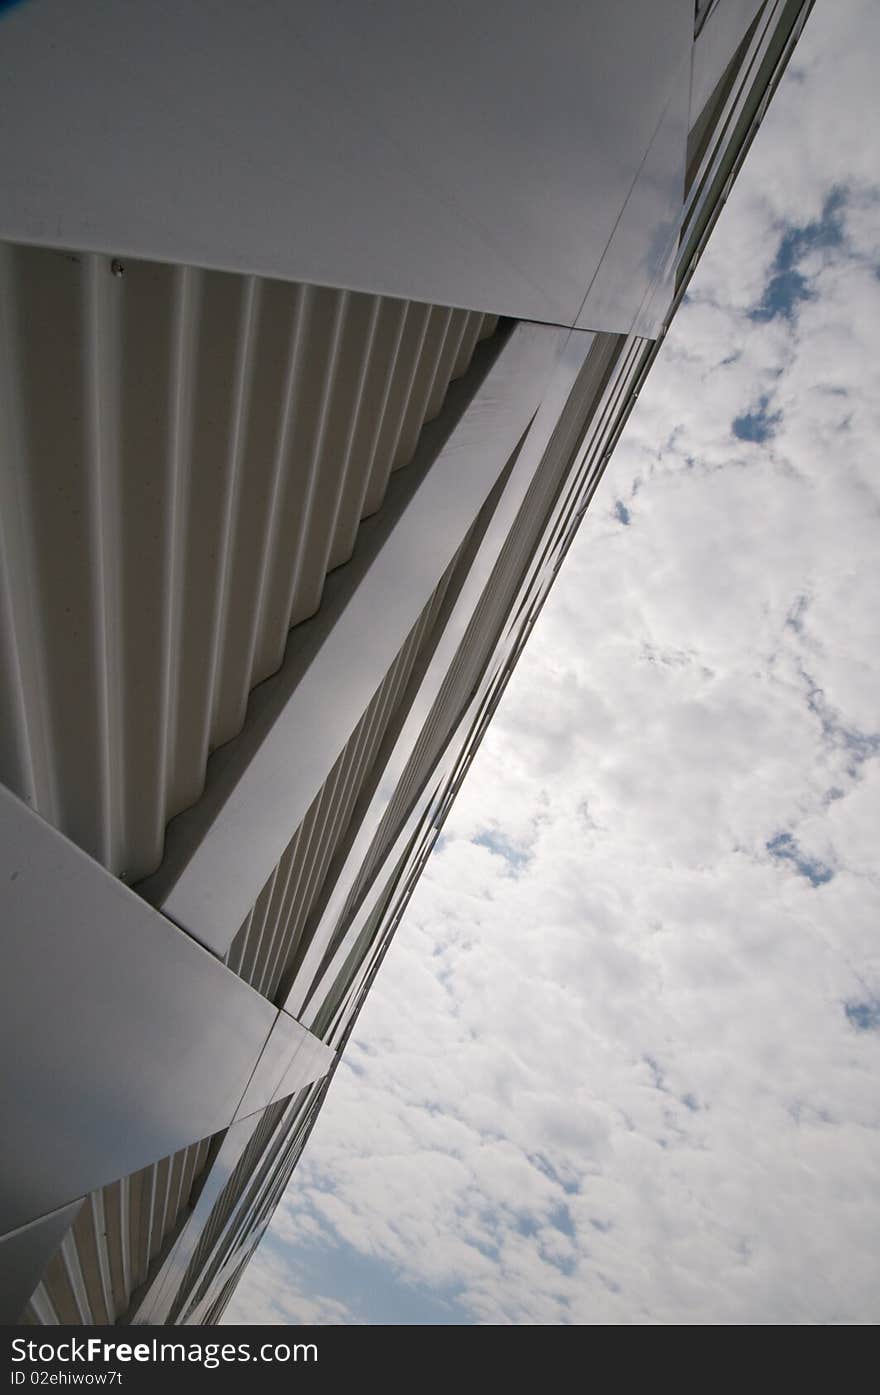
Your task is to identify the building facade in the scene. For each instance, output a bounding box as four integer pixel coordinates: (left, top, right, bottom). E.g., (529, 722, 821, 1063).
(0, 1, 813, 1324)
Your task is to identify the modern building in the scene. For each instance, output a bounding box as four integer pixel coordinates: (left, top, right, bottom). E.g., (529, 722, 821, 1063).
(0, 1, 813, 1324)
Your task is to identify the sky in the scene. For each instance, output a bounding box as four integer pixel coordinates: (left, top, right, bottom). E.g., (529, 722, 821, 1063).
(226, 0, 880, 1326)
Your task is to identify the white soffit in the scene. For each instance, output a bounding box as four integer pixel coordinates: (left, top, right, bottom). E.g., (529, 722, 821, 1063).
(0, 241, 495, 881)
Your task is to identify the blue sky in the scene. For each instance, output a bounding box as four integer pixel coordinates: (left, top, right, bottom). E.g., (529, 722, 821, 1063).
(227, 1, 880, 1326)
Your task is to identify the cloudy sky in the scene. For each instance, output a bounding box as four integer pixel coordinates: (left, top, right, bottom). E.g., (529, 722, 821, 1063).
(227, 1, 880, 1326)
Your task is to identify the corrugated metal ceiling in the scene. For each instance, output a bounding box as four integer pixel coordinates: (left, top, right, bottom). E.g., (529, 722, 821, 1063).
(0, 240, 496, 882)
(22, 1135, 215, 1326)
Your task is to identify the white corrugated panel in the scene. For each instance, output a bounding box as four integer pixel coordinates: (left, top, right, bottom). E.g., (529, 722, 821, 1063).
(21, 1137, 214, 1325)
(21, 1087, 328, 1327)
(0, 239, 496, 881)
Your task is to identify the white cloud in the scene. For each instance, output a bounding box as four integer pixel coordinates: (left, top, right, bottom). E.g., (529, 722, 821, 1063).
(223, 1242, 359, 1326)
(229, 0, 880, 1326)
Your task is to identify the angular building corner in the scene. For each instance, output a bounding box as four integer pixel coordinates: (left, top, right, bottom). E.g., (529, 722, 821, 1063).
(0, 1, 813, 1324)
